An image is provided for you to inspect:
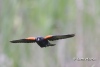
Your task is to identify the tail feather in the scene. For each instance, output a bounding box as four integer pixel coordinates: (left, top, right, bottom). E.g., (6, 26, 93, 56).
(49, 44, 56, 46)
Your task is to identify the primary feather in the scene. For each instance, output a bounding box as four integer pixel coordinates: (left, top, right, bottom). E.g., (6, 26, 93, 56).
(45, 34, 75, 41)
(10, 39, 36, 43)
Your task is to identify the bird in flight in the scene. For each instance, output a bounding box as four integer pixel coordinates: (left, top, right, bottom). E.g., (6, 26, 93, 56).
(10, 34, 75, 48)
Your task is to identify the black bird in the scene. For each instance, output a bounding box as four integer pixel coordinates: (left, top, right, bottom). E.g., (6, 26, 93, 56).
(10, 34, 75, 48)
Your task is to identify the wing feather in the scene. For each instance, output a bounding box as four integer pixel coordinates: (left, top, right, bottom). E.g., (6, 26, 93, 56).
(10, 37, 36, 43)
(45, 34, 75, 41)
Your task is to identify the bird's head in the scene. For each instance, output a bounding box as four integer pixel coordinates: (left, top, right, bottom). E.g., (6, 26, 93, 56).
(36, 37, 44, 41)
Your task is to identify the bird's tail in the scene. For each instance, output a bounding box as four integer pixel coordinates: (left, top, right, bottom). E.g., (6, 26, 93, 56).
(49, 44, 56, 46)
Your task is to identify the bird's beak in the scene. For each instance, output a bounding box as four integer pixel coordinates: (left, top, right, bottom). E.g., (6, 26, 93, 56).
(37, 38, 40, 41)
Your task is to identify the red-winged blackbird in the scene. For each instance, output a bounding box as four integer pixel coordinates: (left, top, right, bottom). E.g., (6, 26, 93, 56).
(10, 34, 75, 48)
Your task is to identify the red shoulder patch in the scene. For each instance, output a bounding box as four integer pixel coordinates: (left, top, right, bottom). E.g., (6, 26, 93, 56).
(26, 37, 36, 40)
(44, 35, 52, 39)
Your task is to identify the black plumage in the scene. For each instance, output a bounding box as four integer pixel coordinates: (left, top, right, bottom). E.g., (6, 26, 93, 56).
(10, 34, 75, 48)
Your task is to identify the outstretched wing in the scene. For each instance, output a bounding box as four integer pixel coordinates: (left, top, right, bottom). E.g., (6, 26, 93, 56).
(44, 34, 75, 41)
(10, 37, 36, 43)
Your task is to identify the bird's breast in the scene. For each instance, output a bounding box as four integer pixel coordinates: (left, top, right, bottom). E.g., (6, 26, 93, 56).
(36, 40, 49, 47)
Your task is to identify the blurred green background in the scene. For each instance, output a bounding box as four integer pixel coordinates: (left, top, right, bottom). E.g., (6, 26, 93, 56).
(0, 0, 100, 67)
